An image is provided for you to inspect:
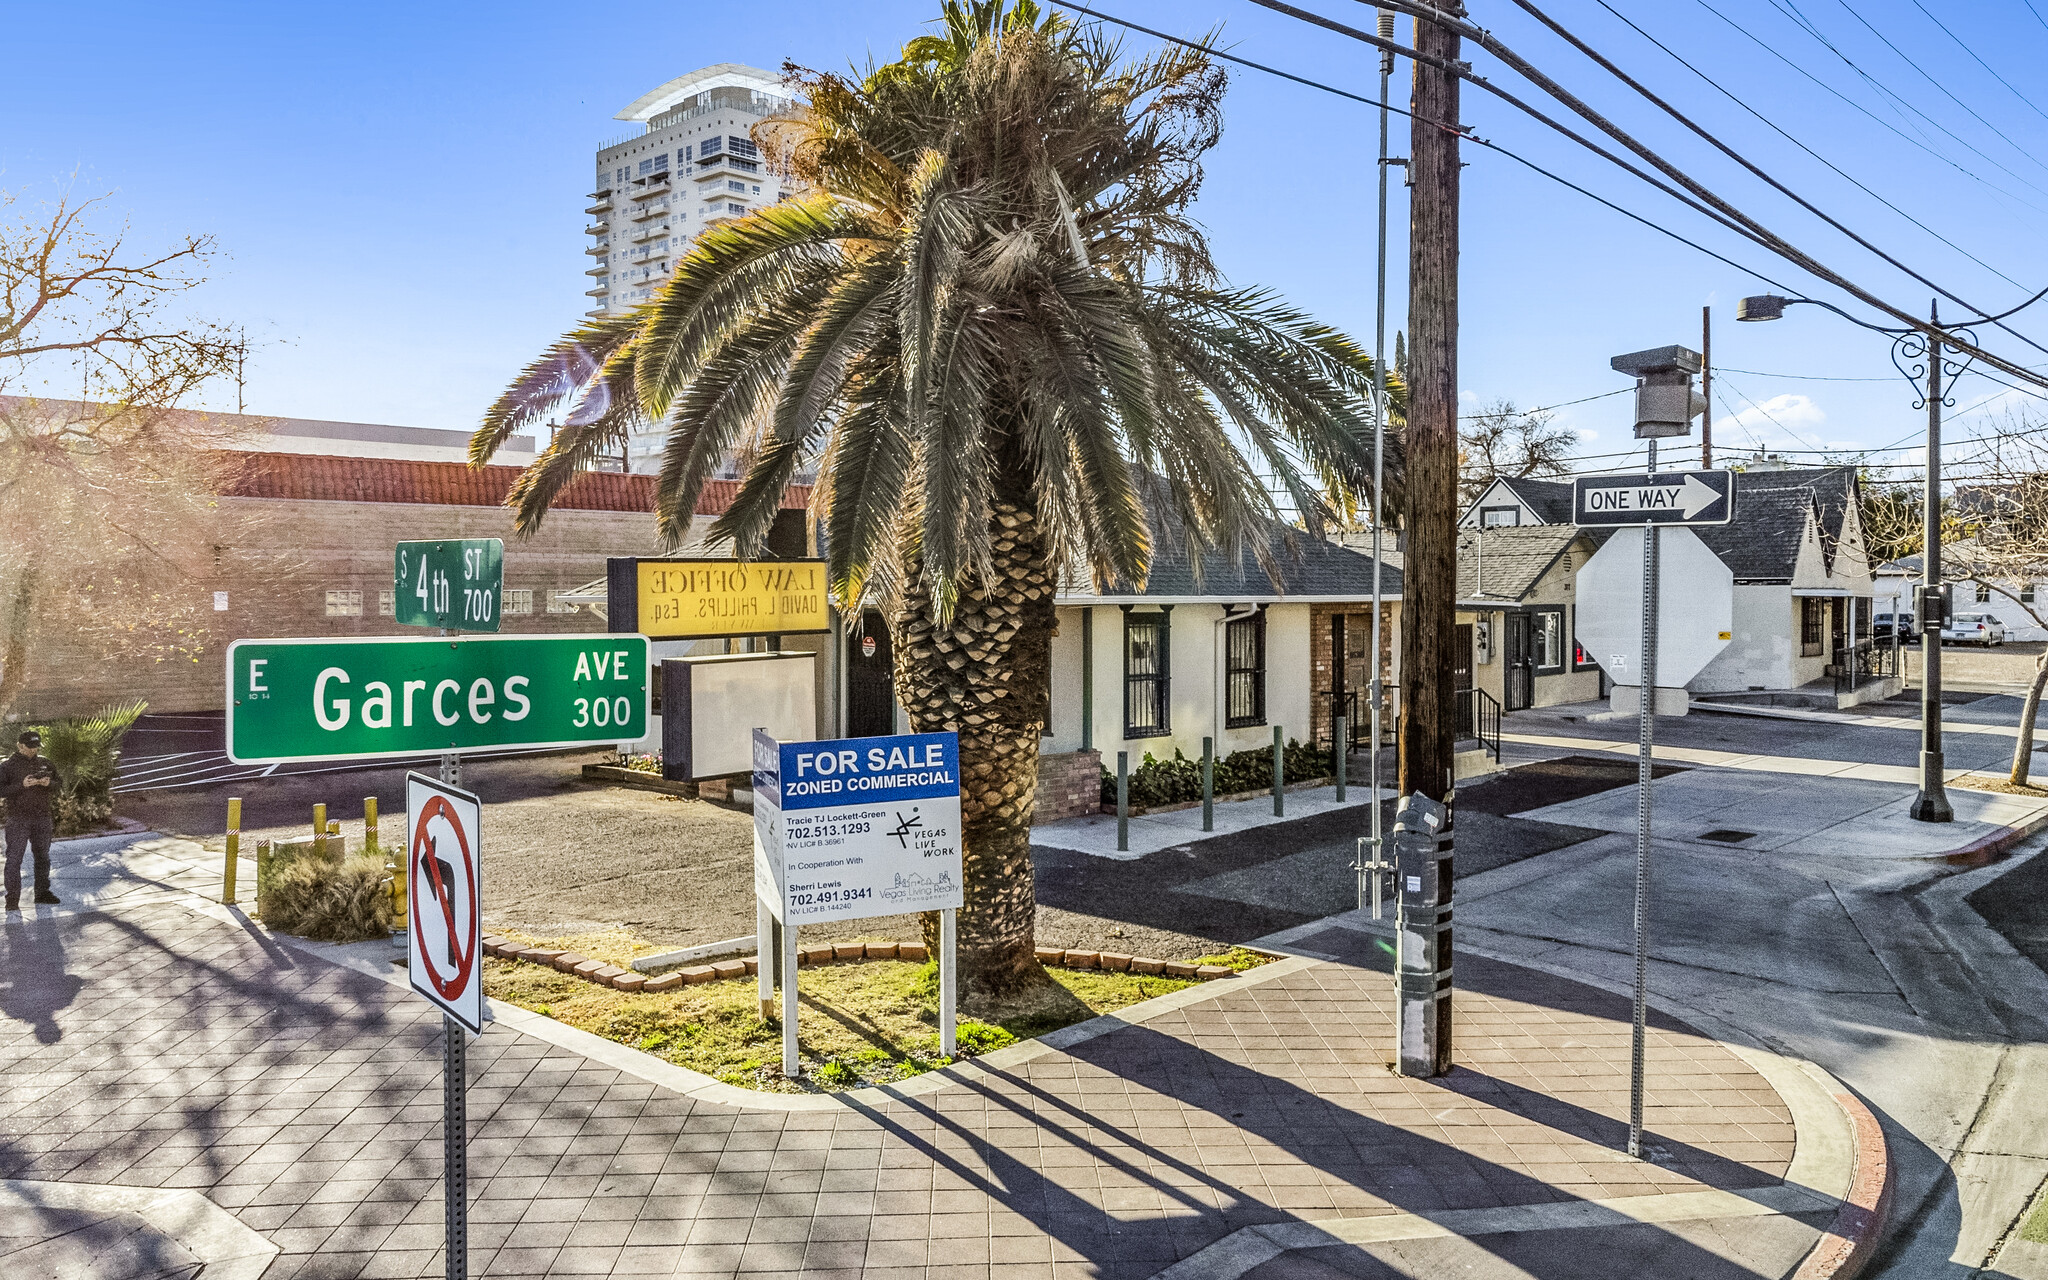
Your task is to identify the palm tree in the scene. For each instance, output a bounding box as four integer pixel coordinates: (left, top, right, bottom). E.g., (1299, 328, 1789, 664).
(474, 0, 1396, 1011)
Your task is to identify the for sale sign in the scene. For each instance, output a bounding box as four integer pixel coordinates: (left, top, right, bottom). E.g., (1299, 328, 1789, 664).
(407, 772, 484, 1033)
(752, 730, 964, 924)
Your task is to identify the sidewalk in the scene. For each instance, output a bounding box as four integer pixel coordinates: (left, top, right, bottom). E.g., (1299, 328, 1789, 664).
(0, 830, 1879, 1279)
(1503, 730, 2048, 859)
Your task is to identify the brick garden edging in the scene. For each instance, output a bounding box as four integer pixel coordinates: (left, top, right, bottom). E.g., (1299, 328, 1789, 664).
(481, 934, 1243, 995)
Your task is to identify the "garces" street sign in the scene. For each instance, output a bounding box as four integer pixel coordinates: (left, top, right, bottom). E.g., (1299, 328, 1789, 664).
(226, 634, 650, 763)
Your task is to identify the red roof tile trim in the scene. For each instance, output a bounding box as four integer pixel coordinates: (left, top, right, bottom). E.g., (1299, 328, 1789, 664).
(216, 452, 808, 516)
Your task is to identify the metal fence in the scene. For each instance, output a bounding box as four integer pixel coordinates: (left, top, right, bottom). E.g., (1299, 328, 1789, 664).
(1832, 638, 1900, 695)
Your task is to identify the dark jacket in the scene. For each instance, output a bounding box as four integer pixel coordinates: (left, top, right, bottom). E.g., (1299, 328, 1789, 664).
(0, 753, 61, 821)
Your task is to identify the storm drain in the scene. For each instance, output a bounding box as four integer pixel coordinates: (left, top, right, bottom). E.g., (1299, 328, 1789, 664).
(1698, 829, 1757, 844)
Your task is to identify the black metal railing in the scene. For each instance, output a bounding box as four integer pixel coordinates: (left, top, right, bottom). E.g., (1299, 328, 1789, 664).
(1319, 689, 1398, 752)
(1455, 687, 1502, 761)
(1832, 638, 1899, 694)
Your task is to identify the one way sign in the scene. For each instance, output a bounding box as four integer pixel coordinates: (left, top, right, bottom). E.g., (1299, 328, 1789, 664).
(1573, 470, 1735, 527)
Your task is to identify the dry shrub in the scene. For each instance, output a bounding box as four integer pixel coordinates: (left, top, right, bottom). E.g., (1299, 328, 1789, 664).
(260, 854, 395, 942)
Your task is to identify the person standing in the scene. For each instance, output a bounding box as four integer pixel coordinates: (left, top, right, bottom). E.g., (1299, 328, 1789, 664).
(2, 730, 61, 910)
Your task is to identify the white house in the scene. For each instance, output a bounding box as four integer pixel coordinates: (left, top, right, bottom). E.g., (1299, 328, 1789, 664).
(1875, 554, 2048, 641)
(1682, 468, 1882, 695)
(1462, 467, 1895, 703)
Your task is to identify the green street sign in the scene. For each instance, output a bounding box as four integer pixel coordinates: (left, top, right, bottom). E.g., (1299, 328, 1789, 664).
(226, 634, 650, 764)
(394, 539, 503, 631)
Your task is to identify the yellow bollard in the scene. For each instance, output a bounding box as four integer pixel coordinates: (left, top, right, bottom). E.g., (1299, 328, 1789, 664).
(363, 797, 379, 857)
(313, 804, 327, 859)
(223, 797, 241, 905)
(327, 819, 340, 855)
(255, 839, 271, 917)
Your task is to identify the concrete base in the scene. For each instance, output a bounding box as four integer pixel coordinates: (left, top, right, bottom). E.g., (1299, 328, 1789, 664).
(1836, 674, 1906, 709)
(1610, 685, 1690, 716)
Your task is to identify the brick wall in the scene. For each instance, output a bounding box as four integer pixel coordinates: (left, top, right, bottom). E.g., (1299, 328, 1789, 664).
(1309, 604, 1396, 748)
(12, 495, 677, 717)
(1033, 747, 1103, 823)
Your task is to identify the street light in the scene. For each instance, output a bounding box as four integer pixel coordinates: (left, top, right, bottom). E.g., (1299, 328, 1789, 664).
(1737, 293, 1959, 823)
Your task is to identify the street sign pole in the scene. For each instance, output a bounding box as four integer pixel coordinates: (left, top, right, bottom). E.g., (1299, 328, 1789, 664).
(443, 1013, 467, 1280)
(1630, 440, 1659, 1161)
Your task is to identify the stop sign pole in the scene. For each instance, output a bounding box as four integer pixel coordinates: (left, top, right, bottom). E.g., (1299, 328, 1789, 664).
(1629, 441, 1660, 1163)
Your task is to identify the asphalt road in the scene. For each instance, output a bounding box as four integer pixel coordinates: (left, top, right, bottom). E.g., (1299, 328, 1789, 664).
(1455, 696, 2048, 1279)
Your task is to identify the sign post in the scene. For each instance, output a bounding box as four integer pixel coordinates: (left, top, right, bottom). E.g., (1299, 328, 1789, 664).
(751, 730, 964, 1076)
(405, 772, 483, 1280)
(225, 634, 650, 764)
(1576, 464, 1737, 1159)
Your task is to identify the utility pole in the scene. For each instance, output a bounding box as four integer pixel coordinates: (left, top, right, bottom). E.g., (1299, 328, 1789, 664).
(1911, 299, 1954, 822)
(1395, 2, 1461, 1079)
(1700, 306, 1712, 469)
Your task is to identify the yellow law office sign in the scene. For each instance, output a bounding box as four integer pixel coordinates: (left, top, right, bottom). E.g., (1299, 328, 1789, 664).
(608, 557, 830, 640)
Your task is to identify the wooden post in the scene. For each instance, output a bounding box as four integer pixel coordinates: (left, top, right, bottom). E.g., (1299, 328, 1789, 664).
(223, 798, 241, 905)
(363, 797, 379, 857)
(1700, 305, 1713, 469)
(1396, 3, 1463, 1079)
(312, 803, 328, 859)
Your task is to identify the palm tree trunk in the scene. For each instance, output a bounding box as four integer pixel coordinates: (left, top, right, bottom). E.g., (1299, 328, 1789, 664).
(0, 567, 38, 722)
(2012, 647, 2048, 787)
(892, 483, 1059, 1011)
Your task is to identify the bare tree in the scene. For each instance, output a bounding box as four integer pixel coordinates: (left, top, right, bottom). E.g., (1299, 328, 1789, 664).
(1861, 417, 2048, 786)
(0, 189, 252, 718)
(1459, 399, 1575, 505)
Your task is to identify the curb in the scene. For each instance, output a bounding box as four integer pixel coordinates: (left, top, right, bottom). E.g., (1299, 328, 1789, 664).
(1793, 1087, 1893, 1279)
(1937, 804, 2048, 866)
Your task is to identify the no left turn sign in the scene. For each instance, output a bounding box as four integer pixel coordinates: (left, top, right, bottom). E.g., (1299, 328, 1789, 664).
(407, 772, 484, 1033)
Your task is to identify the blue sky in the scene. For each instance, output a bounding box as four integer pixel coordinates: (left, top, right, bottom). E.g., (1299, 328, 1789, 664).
(6, 0, 2046, 477)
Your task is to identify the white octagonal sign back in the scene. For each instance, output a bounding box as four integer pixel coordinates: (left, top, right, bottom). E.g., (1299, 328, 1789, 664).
(1575, 527, 1733, 687)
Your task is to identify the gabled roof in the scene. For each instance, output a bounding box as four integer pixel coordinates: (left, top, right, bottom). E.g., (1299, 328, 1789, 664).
(218, 452, 809, 516)
(1457, 525, 1581, 602)
(1497, 476, 1576, 524)
(1691, 467, 1856, 582)
(1061, 501, 1402, 603)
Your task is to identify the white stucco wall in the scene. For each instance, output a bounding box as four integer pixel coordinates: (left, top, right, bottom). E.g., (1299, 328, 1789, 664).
(1045, 602, 1320, 764)
(1691, 586, 1797, 692)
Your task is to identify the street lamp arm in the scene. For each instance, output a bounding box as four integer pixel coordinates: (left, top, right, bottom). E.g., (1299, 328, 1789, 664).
(1779, 297, 1911, 336)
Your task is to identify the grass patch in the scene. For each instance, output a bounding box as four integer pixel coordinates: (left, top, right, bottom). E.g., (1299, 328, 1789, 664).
(2023, 1185, 2048, 1243)
(1191, 947, 1275, 973)
(482, 952, 1205, 1093)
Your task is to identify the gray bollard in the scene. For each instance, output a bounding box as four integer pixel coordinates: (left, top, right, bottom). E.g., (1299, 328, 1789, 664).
(1273, 725, 1285, 817)
(1116, 751, 1129, 853)
(1201, 736, 1214, 832)
(1335, 716, 1347, 801)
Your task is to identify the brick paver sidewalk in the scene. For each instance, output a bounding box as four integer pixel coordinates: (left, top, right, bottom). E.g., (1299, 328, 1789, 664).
(0, 901, 1837, 1279)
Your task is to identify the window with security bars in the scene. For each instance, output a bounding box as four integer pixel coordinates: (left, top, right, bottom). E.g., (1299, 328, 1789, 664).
(378, 590, 394, 616)
(1977, 582, 1992, 603)
(324, 589, 362, 617)
(1225, 614, 1265, 727)
(1124, 611, 1171, 738)
(503, 589, 533, 615)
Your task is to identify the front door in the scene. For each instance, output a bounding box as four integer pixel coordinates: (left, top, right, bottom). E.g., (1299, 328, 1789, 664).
(1504, 612, 1534, 711)
(846, 611, 896, 738)
(1454, 623, 1474, 737)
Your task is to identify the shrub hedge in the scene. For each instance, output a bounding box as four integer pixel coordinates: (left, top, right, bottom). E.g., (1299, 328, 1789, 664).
(1099, 739, 1334, 808)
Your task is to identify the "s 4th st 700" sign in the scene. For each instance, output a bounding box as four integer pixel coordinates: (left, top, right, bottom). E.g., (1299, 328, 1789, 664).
(226, 634, 649, 763)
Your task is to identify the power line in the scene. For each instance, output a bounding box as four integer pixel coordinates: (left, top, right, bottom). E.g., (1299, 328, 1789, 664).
(1691, 0, 2048, 219)
(1460, 387, 1631, 418)
(1715, 366, 1897, 381)
(1497, 0, 2048, 360)
(1905, 0, 2048, 128)
(1716, 373, 1830, 450)
(1766, 0, 2048, 197)
(1266, 0, 2048, 391)
(1595, 0, 2028, 290)
(1830, 1, 2048, 173)
(1052, 2, 1807, 293)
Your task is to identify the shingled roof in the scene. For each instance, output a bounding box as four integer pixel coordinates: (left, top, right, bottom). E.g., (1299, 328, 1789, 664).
(1496, 476, 1576, 524)
(1692, 467, 1856, 582)
(1457, 525, 1581, 602)
(1063, 502, 1403, 602)
(217, 452, 809, 516)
